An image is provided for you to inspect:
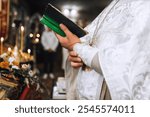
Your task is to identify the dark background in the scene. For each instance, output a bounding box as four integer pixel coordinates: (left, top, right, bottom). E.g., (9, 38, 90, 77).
(25, 0, 111, 21)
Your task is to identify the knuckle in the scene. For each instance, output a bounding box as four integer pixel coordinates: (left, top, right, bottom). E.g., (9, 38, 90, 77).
(71, 62, 75, 66)
(69, 51, 74, 56)
(71, 62, 82, 68)
(68, 56, 71, 61)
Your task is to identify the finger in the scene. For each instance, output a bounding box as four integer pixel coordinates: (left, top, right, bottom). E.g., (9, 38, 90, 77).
(71, 62, 83, 68)
(56, 34, 67, 43)
(60, 24, 74, 37)
(68, 56, 82, 62)
(55, 33, 65, 43)
(69, 51, 78, 57)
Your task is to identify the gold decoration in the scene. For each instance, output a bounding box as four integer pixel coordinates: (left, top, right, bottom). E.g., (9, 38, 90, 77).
(0, 61, 9, 69)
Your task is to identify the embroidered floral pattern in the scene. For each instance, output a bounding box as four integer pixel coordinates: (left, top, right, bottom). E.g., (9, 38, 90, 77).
(98, 1, 150, 99)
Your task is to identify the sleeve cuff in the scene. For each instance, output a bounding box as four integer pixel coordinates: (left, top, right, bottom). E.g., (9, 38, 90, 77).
(73, 43, 99, 67)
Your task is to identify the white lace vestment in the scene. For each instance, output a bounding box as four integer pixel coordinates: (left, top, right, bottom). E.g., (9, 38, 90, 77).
(66, 0, 150, 100)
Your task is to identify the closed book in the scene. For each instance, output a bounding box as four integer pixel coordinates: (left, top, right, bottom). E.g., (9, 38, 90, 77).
(40, 3, 87, 37)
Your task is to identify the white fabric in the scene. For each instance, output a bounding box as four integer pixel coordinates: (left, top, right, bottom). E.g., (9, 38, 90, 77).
(76, 69, 103, 100)
(72, 0, 150, 100)
(73, 44, 103, 100)
(91, 53, 103, 74)
(74, 43, 99, 67)
(65, 60, 79, 99)
(65, 58, 103, 100)
(65, 0, 118, 100)
(62, 48, 69, 70)
(41, 31, 58, 51)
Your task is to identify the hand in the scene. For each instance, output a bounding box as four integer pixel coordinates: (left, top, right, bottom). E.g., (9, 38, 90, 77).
(55, 24, 81, 51)
(68, 51, 83, 68)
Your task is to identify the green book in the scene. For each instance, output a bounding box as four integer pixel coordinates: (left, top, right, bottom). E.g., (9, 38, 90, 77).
(40, 3, 87, 37)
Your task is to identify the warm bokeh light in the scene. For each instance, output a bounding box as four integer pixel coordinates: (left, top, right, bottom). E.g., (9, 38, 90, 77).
(0, 37, 4, 42)
(21, 26, 24, 31)
(8, 47, 12, 52)
(36, 33, 40, 38)
(29, 33, 33, 38)
(27, 49, 31, 54)
(35, 38, 39, 43)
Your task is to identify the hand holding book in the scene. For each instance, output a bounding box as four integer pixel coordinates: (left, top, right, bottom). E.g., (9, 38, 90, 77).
(40, 3, 87, 37)
(56, 24, 84, 68)
(40, 3, 85, 69)
(55, 24, 81, 51)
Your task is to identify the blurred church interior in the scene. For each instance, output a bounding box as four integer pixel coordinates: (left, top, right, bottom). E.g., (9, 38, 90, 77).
(0, 0, 111, 100)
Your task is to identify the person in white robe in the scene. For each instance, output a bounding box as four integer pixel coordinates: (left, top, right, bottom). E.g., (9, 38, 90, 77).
(41, 26, 58, 79)
(56, 0, 150, 100)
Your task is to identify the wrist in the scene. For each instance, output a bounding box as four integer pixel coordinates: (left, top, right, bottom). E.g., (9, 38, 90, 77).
(73, 42, 86, 52)
(69, 41, 81, 51)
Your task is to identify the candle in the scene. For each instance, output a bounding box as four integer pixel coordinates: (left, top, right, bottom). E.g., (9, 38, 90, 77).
(13, 46, 18, 57)
(27, 49, 31, 55)
(0, 0, 2, 12)
(7, 47, 12, 55)
(20, 26, 24, 51)
(27, 49, 31, 59)
(1, 37, 4, 54)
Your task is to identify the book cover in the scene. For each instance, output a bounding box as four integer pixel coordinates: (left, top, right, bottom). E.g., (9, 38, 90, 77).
(40, 3, 87, 37)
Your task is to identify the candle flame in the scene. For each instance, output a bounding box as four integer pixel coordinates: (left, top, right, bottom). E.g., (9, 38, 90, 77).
(27, 49, 31, 54)
(21, 26, 24, 31)
(1, 37, 4, 42)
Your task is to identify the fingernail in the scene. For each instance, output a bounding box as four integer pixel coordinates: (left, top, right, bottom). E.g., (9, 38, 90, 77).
(60, 23, 65, 28)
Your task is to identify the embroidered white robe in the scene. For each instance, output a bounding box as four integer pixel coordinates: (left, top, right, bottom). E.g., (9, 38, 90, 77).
(66, 0, 150, 100)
